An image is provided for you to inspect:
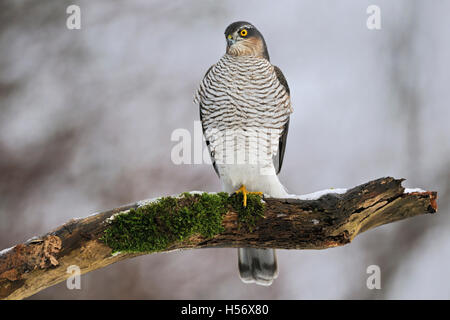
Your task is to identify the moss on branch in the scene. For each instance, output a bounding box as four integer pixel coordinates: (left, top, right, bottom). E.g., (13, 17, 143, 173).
(101, 192, 265, 253)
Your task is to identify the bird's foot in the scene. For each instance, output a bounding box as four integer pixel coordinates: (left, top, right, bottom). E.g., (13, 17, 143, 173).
(235, 185, 263, 207)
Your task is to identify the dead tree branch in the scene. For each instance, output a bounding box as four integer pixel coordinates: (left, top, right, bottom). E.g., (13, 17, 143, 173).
(0, 177, 437, 300)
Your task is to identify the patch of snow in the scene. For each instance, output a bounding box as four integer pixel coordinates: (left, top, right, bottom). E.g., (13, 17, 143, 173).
(136, 191, 210, 207)
(0, 246, 14, 256)
(404, 188, 426, 193)
(25, 235, 41, 243)
(106, 209, 131, 222)
(286, 188, 348, 201)
(136, 196, 161, 207)
(188, 191, 210, 195)
(312, 219, 320, 225)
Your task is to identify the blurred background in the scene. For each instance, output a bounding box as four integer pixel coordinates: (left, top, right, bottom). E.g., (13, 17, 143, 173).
(0, 0, 449, 299)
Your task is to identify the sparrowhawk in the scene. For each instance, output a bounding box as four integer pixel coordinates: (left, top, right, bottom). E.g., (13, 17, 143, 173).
(194, 21, 292, 286)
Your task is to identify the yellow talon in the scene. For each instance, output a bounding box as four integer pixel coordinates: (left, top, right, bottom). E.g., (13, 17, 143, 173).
(235, 185, 263, 207)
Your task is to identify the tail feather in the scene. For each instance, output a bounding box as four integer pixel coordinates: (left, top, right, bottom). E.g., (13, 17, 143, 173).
(238, 248, 278, 286)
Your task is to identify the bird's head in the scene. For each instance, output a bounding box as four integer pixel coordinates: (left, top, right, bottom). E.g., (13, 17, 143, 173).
(224, 21, 269, 60)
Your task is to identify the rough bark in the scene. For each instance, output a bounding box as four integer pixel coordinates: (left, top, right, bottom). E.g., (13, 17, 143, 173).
(0, 177, 437, 300)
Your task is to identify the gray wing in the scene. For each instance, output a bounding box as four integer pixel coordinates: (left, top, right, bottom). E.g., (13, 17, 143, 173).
(273, 65, 291, 175)
(198, 65, 220, 177)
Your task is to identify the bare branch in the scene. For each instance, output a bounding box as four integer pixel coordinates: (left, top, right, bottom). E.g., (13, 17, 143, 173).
(0, 177, 437, 300)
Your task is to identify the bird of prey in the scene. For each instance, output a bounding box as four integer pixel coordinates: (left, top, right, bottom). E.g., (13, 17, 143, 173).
(194, 21, 292, 286)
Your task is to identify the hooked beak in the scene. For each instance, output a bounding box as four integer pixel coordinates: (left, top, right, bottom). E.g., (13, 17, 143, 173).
(227, 35, 236, 47)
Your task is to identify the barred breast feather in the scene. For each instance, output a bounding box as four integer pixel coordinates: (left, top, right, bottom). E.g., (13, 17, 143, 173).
(194, 54, 292, 197)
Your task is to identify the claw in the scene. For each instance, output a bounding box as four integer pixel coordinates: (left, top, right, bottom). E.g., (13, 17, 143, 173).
(235, 185, 263, 207)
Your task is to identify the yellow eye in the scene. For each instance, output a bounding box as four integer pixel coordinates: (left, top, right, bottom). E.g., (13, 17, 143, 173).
(240, 29, 248, 37)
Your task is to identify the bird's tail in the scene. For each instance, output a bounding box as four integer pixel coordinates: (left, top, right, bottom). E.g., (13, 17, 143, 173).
(238, 248, 278, 286)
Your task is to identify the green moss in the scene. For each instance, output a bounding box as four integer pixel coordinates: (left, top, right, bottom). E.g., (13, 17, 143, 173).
(228, 193, 266, 231)
(101, 191, 265, 254)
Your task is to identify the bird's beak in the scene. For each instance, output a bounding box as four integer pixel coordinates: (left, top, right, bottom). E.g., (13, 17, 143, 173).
(227, 35, 236, 47)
